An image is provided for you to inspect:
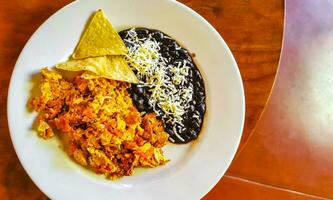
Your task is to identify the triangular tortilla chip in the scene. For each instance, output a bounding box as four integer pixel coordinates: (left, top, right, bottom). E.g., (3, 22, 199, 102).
(72, 10, 128, 59)
(55, 56, 138, 83)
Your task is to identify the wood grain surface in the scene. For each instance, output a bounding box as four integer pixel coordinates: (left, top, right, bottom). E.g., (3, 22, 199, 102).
(226, 1, 333, 199)
(0, 0, 282, 199)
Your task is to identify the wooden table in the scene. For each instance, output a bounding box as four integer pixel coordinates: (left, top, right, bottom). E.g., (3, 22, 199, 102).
(0, 0, 283, 199)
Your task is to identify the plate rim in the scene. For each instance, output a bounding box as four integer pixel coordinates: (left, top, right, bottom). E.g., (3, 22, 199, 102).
(7, 0, 245, 199)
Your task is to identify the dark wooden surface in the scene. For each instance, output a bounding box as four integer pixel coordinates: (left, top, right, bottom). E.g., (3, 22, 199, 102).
(0, 0, 283, 199)
(225, 0, 333, 199)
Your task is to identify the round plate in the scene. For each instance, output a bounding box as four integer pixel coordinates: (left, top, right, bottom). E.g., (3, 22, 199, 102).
(7, 0, 245, 199)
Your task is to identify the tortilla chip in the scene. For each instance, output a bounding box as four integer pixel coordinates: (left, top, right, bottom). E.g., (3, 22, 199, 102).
(72, 10, 128, 59)
(56, 56, 138, 83)
(80, 71, 102, 79)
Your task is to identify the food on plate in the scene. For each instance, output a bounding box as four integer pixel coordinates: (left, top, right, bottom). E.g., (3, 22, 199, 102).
(56, 56, 138, 83)
(72, 9, 127, 59)
(60, 9, 136, 83)
(29, 68, 168, 179)
(28, 8, 206, 179)
(119, 28, 206, 143)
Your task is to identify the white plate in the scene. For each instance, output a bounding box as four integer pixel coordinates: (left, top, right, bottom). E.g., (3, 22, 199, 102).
(7, 0, 245, 199)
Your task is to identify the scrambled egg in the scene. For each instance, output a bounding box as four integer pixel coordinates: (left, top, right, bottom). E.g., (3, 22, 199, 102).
(29, 68, 169, 179)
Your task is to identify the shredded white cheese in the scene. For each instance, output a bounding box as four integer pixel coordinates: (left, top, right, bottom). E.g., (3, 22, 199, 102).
(125, 28, 193, 139)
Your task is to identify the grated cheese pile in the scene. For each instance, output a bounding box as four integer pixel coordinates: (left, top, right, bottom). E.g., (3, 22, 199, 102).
(124, 28, 194, 142)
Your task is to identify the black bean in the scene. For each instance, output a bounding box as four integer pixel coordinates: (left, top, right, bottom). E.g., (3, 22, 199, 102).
(186, 61, 194, 68)
(194, 70, 202, 80)
(161, 45, 169, 53)
(189, 104, 195, 113)
(134, 86, 144, 94)
(137, 97, 145, 111)
(182, 126, 188, 133)
(124, 42, 135, 49)
(152, 31, 163, 38)
(175, 124, 183, 132)
(118, 31, 126, 38)
(182, 134, 191, 142)
(144, 101, 153, 111)
(194, 81, 202, 91)
(198, 117, 203, 125)
(171, 61, 180, 68)
(166, 129, 173, 135)
(165, 124, 174, 135)
(178, 49, 190, 60)
(169, 42, 181, 51)
(131, 93, 138, 102)
(170, 135, 187, 144)
(143, 92, 151, 100)
(194, 79, 201, 87)
(170, 50, 179, 58)
(197, 103, 206, 114)
(188, 69, 193, 78)
(189, 129, 198, 138)
(194, 110, 201, 117)
(141, 76, 147, 83)
(198, 91, 205, 98)
(163, 37, 175, 46)
(169, 136, 179, 143)
(173, 58, 184, 63)
(162, 51, 171, 58)
(191, 121, 200, 130)
(136, 28, 149, 37)
(188, 82, 193, 90)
